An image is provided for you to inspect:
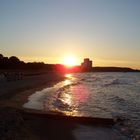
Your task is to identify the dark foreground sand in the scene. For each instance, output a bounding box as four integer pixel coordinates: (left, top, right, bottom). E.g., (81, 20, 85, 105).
(0, 107, 132, 140)
(0, 72, 133, 140)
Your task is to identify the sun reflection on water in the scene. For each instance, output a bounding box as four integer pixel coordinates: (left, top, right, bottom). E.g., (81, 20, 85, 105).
(53, 73, 90, 116)
(64, 79, 71, 86)
(43, 73, 90, 117)
(60, 93, 72, 105)
(64, 74, 74, 86)
(65, 74, 72, 78)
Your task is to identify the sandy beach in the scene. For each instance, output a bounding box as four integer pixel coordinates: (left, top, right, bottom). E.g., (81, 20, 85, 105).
(0, 71, 64, 100)
(0, 71, 132, 140)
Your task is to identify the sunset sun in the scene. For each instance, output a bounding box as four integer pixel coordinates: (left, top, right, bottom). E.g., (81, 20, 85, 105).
(63, 56, 77, 67)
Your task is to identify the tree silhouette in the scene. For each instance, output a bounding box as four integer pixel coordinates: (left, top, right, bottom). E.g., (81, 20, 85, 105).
(0, 54, 4, 59)
(9, 56, 20, 63)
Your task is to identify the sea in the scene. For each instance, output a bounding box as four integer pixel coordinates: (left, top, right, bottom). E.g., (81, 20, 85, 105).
(24, 72, 140, 139)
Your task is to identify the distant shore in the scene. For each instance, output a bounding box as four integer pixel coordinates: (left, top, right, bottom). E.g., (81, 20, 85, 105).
(0, 53, 140, 73)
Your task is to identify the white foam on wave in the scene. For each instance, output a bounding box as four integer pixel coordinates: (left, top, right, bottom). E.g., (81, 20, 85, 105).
(23, 80, 65, 110)
(23, 87, 52, 110)
(23, 78, 73, 110)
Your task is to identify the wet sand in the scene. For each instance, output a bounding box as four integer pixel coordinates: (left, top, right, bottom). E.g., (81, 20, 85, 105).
(0, 107, 131, 140)
(0, 72, 131, 140)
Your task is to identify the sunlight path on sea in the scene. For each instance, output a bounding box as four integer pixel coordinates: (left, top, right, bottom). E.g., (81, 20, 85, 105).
(23, 73, 90, 116)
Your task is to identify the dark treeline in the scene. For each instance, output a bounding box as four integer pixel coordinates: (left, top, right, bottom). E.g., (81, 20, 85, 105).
(0, 54, 80, 73)
(0, 54, 139, 72)
(0, 54, 53, 70)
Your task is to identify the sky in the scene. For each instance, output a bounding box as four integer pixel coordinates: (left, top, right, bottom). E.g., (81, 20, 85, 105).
(0, 0, 140, 69)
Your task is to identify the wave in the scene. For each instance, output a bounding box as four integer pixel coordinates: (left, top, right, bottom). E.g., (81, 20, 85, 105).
(103, 79, 129, 86)
(112, 115, 139, 139)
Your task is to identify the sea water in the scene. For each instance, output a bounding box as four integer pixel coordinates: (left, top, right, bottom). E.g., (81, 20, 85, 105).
(23, 72, 140, 138)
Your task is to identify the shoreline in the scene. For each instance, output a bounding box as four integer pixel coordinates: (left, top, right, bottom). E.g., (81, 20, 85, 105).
(0, 71, 64, 105)
(0, 72, 132, 140)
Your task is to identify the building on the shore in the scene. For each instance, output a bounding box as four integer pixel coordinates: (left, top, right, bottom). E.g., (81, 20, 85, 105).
(81, 58, 92, 71)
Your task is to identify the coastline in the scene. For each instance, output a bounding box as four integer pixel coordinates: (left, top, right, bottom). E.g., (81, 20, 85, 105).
(0, 72, 132, 140)
(0, 71, 64, 107)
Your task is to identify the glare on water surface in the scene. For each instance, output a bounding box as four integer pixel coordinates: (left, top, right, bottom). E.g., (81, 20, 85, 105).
(65, 74, 72, 78)
(60, 93, 72, 105)
(64, 80, 71, 86)
(55, 73, 90, 116)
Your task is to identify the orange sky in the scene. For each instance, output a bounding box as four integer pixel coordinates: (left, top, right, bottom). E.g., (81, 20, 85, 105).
(1, 0, 140, 69)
